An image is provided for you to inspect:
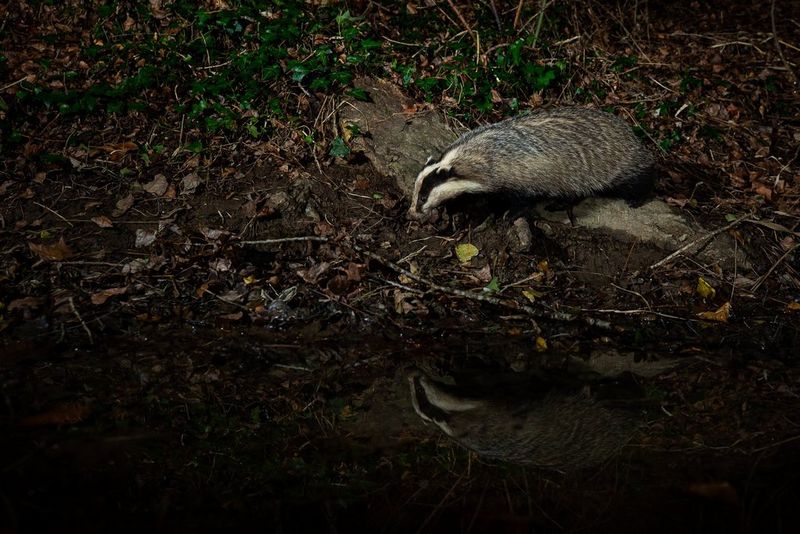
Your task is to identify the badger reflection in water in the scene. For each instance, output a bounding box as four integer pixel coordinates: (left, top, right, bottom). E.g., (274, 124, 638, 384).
(408, 370, 641, 470)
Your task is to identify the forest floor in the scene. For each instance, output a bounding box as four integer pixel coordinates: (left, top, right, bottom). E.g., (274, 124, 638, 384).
(1, 1, 799, 532)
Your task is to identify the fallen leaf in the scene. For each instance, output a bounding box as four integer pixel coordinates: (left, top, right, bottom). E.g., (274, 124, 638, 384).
(90, 286, 128, 305)
(143, 174, 169, 196)
(135, 228, 157, 248)
(8, 296, 45, 311)
(455, 243, 479, 263)
(196, 281, 210, 298)
(209, 258, 232, 272)
(20, 402, 90, 426)
(344, 262, 364, 282)
(91, 215, 113, 228)
(685, 481, 738, 505)
(475, 264, 493, 283)
(696, 277, 716, 299)
(484, 277, 500, 292)
(101, 141, 138, 161)
(787, 301, 800, 312)
(113, 194, 134, 217)
(181, 173, 200, 194)
(394, 289, 413, 314)
(698, 302, 731, 322)
(297, 262, 330, 284)
(218, 311, 243, 322)
(29, 238, 75, 261)
(535, 337, 548, 351)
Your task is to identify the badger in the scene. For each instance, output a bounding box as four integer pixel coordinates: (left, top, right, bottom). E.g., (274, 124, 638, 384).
(408, 107, 655, 221)
(408, 370, 639, 469)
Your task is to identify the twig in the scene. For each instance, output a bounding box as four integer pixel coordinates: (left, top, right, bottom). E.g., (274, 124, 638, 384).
(34, 201, 74, 227)
(488, 0, 502, 31)
(68, 297, 93, 344)
(771, 0, 798, 84)
(513, 0, 525, 30)
(203, 289, 251, 312)
(0, 75, 29, 92)
(238, 237, 613, 330)
(416, 476, 464, 534)
(650, 213, 751, 270)
(239, 236, 330, 245)
(445, 0, 477, 51)
(750, 433, 800, 453)
(531, 0, 547, 48)
(751, 242, 800, 292)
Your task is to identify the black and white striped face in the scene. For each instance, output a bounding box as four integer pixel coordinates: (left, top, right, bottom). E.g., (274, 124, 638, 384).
(407, 373, 482, 437)
(407, 150, 488, 221)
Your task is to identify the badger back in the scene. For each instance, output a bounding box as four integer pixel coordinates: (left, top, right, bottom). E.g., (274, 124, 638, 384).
(408, 107, 654, 220)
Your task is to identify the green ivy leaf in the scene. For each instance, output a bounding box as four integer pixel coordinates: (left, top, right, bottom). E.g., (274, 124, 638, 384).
(329, 137, 350, 158)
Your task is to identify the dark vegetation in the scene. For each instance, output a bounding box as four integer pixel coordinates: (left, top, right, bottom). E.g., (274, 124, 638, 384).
(1, 1, 799, 532)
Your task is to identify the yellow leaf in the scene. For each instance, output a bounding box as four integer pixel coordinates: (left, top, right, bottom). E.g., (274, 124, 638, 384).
(698, 302, 731, 322)
(535, 337, 548, 351)
(522, 290, 536, 302)
(537, 260, 549, 273)
(787, 301, 800, 311)
(696, 277, 716, 299)
(455, 243, 479, 263)
(243, 275, 256, 285)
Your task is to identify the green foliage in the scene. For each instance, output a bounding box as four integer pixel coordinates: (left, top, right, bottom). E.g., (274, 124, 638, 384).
(659, 130, 682, 151)
(5, 2, 571, 141)
(329, 137, 350, 158)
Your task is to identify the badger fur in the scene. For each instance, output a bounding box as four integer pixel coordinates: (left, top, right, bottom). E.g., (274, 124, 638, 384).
(408, 371, 638, 469)
(408, 107, 655, 221)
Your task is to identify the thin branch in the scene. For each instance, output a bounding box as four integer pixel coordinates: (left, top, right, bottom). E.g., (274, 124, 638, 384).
(751, 242, 800, 292)
(513, 0, 525, 29)
(771, 0, 798, 84)
(239, 236, 330, 245)
(650, 212, 752, 270)
(68, 297, 93, 344)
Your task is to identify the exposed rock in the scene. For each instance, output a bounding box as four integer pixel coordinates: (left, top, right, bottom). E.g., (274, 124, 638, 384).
(533, 198, 750, 270)
(340, 77, 460, 196)
(508, 216, 533, 252)
(341, 77, 747, 270)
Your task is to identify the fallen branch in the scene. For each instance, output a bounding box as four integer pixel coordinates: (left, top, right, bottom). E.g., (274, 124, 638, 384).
(650, 212, 751, 270)
(238, 236, 615, 330)
(239, 236, 330, 245)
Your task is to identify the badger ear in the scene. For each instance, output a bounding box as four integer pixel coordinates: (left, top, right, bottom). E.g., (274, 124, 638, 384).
(425, 155, 435, 165)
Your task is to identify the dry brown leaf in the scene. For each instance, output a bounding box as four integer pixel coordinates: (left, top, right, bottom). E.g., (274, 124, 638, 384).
(181, 173, 200, 194)
(143, 174, 169, 196)
(91, 215, 113, 228)
(20, 402, 91, 427)
(90, 286, 128, 305)
(29, 238, 75, 261)
(196, 281, 210, 298)
(218, 311, 243, 321)
(8, 296, 45, 311)
(685, 481, 738, 505)
(101, 141, 138, 161)
(297, 262, 330, 284)
(698, 302, 731, 322)
(113, 193, 134, 217)
(344, 262, 364, 282)
(134, 228, 157, 248)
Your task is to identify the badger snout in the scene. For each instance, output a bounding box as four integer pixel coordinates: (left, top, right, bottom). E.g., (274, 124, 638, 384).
(407, 205, 426, 221)
(407, 204, 437, 223)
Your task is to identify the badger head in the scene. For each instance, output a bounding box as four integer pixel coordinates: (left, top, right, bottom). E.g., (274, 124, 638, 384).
(407, 151, 489, 221)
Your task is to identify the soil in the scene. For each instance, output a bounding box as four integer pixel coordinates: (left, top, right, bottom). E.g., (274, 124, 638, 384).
(2, 156, 799, 532)
(2, 1, 800, 532)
